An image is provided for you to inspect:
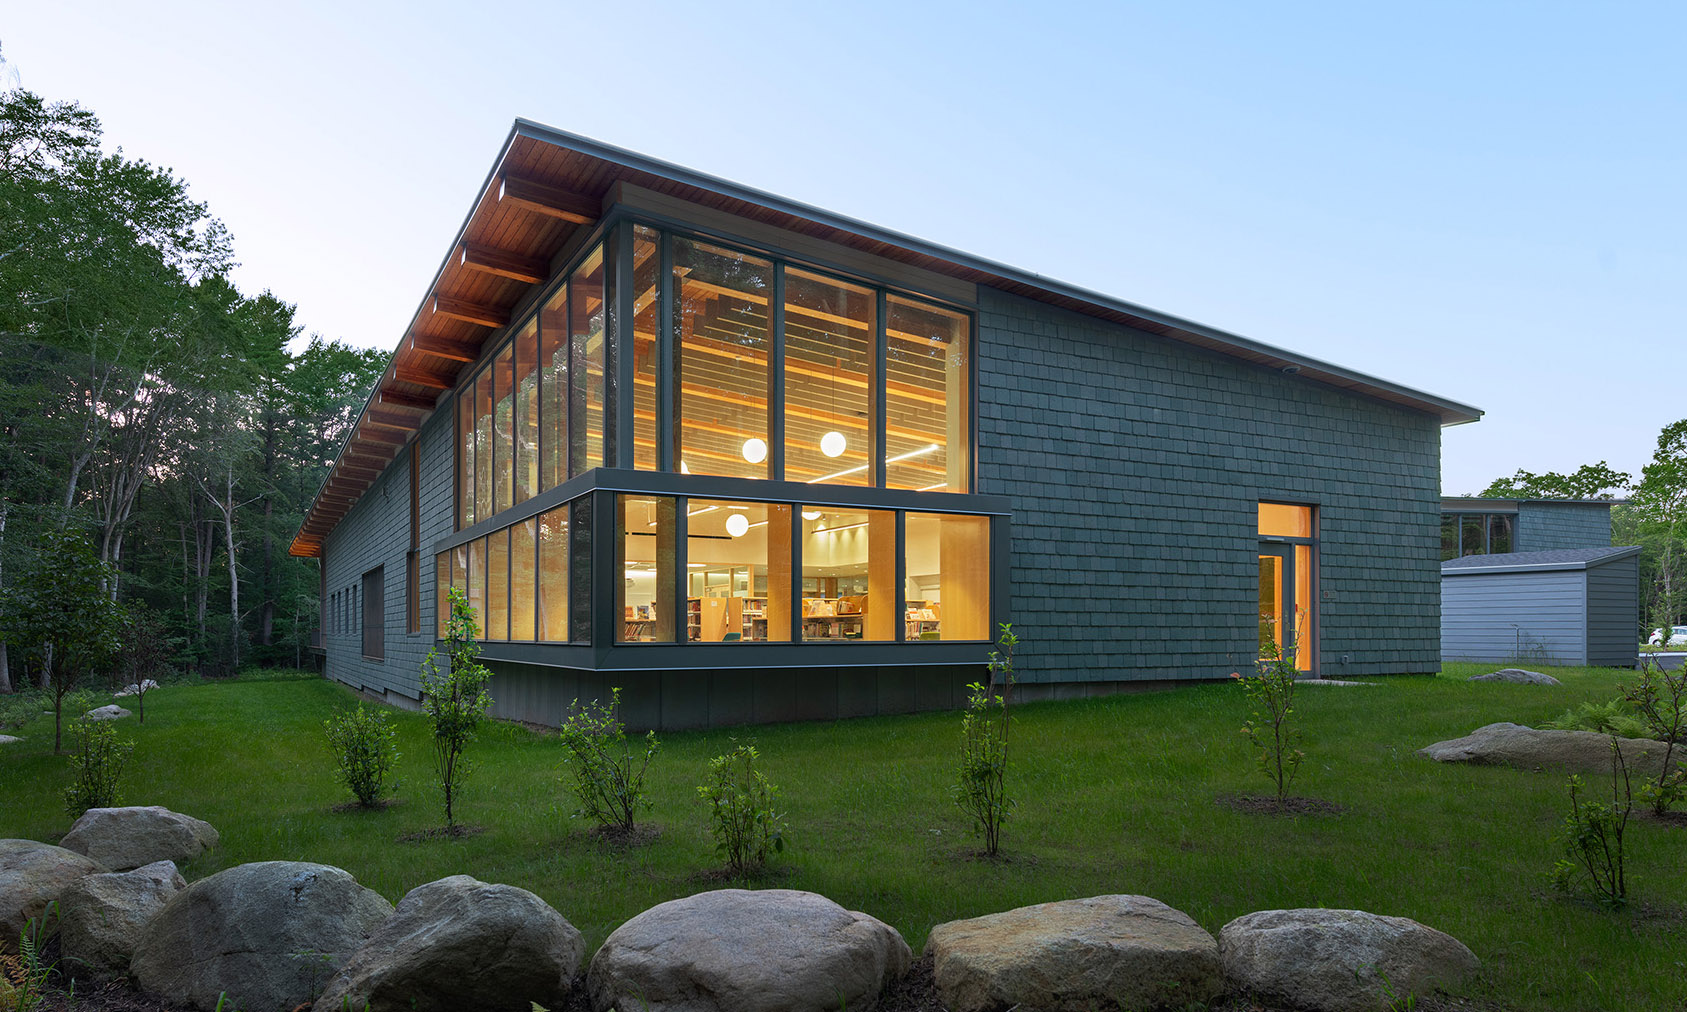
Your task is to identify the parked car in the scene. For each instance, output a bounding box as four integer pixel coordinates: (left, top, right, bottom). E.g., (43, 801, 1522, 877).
(1647, 625, 1687, 647)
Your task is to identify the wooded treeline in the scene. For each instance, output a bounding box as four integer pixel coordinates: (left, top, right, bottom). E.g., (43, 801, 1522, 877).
(1477, 429, 1687, 635)
(0, 85, 386, 691)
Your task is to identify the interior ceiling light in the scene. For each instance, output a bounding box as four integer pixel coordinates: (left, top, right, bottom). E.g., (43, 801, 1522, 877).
(820, 431, 847, 458)
(680, 460, 691, 474)
(802, 510, 823, 521)
(725, 513, 749, 538)
(742, 438, 768, 464)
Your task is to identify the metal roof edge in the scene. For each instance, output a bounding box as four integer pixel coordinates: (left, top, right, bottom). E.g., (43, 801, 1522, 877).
(510, 119, 1482, 426)
(1441, 546, 1642, 575)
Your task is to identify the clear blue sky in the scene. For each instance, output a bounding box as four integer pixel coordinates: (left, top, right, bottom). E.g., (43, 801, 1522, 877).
(6, 1, 1683, 495)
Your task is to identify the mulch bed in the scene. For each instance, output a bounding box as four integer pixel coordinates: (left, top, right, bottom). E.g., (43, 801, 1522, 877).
(1215, 793, 1346, 817)
(396, 823, 484, 843)
(328, 798, 403, 814)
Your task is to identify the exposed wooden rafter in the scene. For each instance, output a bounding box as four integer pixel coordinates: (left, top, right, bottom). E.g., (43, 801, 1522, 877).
(432, 296, 509, 329)
(377, 389, 436, 411)
(394, 362, 457, 389)
(460, 243, 548, 284)
(367, 408, 423, 431)
(497, 173, 598, 224)
(411, 333, 481, 362)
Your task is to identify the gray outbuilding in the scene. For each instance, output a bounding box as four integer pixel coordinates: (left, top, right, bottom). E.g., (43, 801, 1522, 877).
(1441, 547, 1641, 668)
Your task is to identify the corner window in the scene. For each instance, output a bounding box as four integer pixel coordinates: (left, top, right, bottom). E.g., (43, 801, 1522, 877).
(618, 495, 675, 642)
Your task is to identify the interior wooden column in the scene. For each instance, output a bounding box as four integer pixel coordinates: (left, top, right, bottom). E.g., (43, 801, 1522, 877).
(655, 498, 677, 641)
(766, 505, 792, 641)
(867, 510, 897, 641)
(941, 516, 991, 640)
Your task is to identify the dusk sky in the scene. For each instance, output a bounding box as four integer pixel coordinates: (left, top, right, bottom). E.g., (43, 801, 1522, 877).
(6, 2, 1682, 496)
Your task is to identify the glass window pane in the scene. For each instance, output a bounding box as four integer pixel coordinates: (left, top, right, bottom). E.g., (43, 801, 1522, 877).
(886, 296, 969, 491)
(1462, 515, 1485, 556)
(1440, 515, 1458, 561)
(801, 507, 895, 641)
(570, 497, 594, 644)
(511, 518, 536, 641)
(538, 506, 569, 642)
(457, 388, 475, 528)
(674, 238, 772, 480)
(487, 527, 509, 642)
(493, 343, 514, 515)
(434, 552, 448, 638)
(618, 495, 675, 642)
(1488, 513, 1513, 554)
(904, 513, 990, 640)
(685, 500, 791, 642)
(786, 268, 874, 486)
(514, 320, 538, 504)
(540, 288, 569, 490)
(466, 537, 486, 639)
(1258, 503, 1313, 538)
(632, 225, 659, 470)
(571, 246, 606, 475)
(474, 368, 492, 521)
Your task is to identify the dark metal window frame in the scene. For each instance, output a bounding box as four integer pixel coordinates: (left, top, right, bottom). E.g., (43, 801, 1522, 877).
(1258, 500, 1319, 677)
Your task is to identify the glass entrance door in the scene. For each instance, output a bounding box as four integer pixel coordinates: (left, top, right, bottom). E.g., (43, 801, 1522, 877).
(1258, 544, 1296, 668)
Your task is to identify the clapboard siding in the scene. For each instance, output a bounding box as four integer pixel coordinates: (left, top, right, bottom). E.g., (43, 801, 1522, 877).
(1442, 570, 1586, 664)
(1586, 555, 1640, 667)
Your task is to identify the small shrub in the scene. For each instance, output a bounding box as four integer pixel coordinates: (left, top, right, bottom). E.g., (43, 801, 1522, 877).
(1235, 634, 1304, 802)
(63, 713, 133, 818)
(1552, 737, 1632, 908)
(954, 623, 1018, 856)
(559, 687, 659, 835)
(324, 704, 401, 808)
(1622, 655, 1686, 815)
(418, 588, 492, 829)
(698, 740, 785, 875)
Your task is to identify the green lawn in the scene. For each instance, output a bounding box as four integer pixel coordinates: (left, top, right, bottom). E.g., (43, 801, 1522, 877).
(2, 663, 1683, 1011)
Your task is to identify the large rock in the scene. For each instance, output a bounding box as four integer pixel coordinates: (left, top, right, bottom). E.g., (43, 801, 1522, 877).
(588, 889, 910, 1012)
(60, 806, 219, 871)
(85, 705, 131, 721)
(1221, 908, 1479, 1012)
(317, 875, 583, 1012)
(925, 895, 1223, 1012)
(1467, 668, 1561, 686)
(0, 839, 106, 954)
(130, 861, 394, 1012)
(1419, 722, 1676, 776)
(58, 860, 185, 980)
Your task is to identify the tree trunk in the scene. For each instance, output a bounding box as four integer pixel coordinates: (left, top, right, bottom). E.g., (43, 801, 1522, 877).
(221, 465, 240, 671)
(0, 504, 9, 694)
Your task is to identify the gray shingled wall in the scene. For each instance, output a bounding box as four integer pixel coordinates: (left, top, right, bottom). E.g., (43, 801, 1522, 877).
(322, 406, 453, 702)
(974, 287, 1442, 681)
(1518, 502, 1613, 552)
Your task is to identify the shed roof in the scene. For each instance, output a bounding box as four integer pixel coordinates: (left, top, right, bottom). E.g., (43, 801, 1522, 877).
(1442, 546, 1641, 575)
(291, 120, 1484, 558)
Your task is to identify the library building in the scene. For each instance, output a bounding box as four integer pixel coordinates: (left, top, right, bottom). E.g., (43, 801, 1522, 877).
(296, 121, 1480, 729)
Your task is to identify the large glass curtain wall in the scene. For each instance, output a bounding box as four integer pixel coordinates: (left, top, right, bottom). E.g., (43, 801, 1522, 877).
(459, 243, 605, 530)
(457, 225, 972, 531)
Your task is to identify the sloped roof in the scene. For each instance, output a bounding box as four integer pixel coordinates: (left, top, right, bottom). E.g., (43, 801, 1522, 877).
(1442, 546, 1641, 574)
(291, 120, 1484, 558)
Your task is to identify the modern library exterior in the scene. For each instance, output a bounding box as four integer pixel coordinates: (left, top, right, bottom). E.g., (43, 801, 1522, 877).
(295, 121, 1482, 729)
